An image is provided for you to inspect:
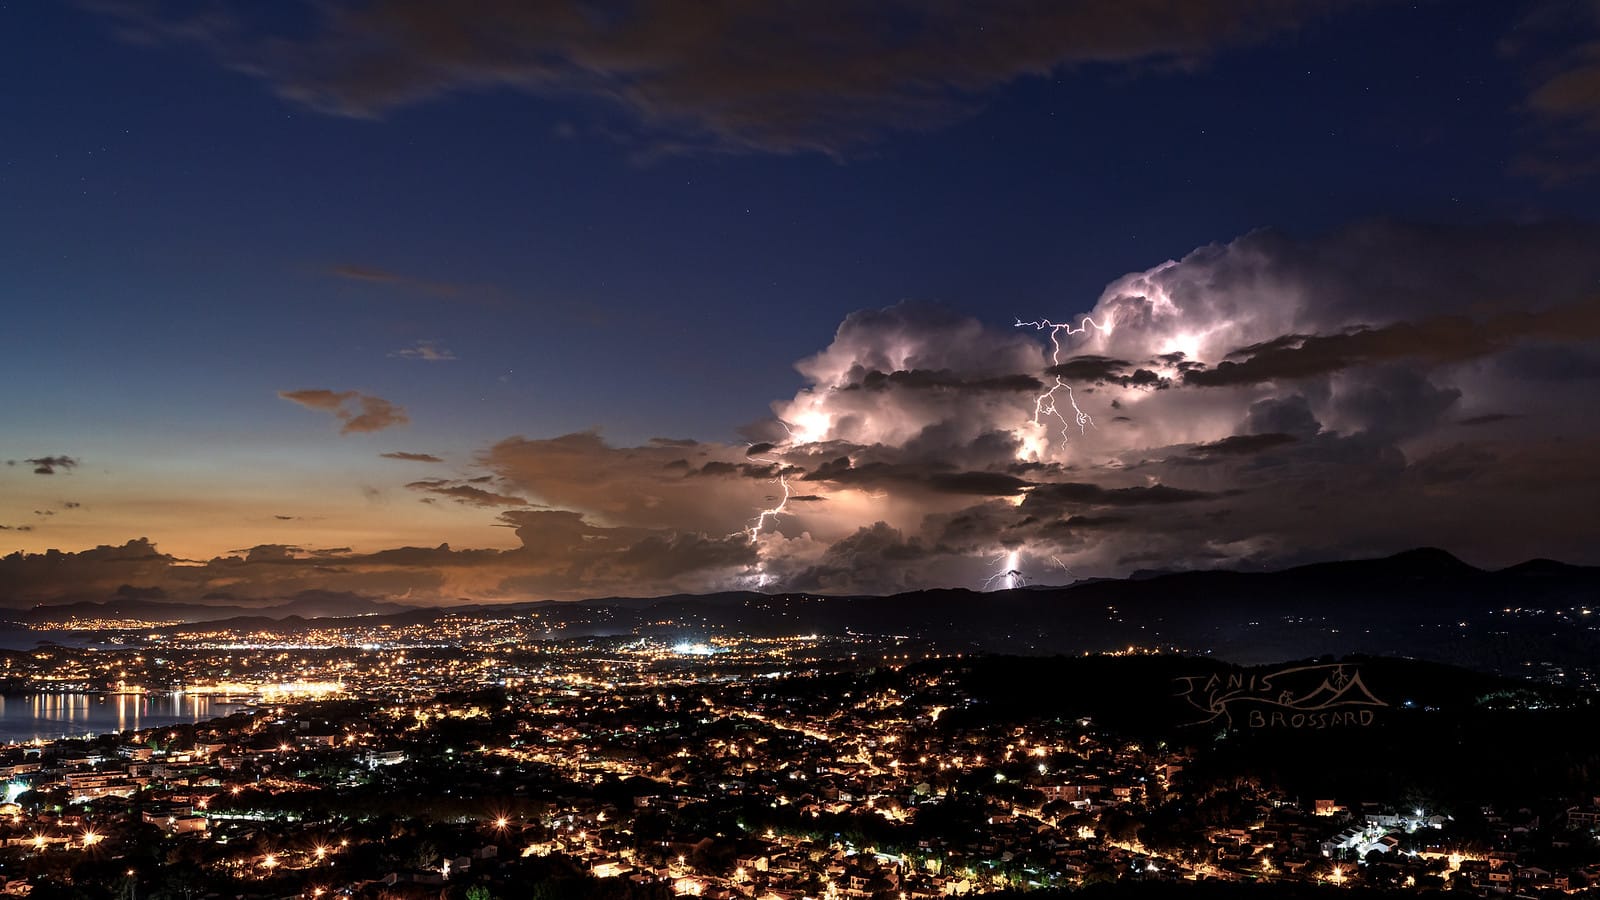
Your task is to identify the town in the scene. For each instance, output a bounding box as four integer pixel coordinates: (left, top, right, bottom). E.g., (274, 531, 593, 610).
(0, 632, 1596, 899)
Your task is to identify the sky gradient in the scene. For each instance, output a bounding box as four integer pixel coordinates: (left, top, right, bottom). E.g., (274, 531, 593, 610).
(4, 1, 1600, 606)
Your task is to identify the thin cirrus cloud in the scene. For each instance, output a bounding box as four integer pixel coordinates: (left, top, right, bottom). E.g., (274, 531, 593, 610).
(94, 0, 1366, 156)
(405, 479, 528, 508)
(324, 263, 514, 309)
(327, 263, 465, 299)
(380, 451, 444, 463)
(1502, 2, 1600, 181)
(389, 340, 457, 362)
(279, 389, 409, 434)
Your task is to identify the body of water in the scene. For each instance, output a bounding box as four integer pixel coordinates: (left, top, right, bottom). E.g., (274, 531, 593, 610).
(0, 693, 244, 744)
(0, 628, 110, 651)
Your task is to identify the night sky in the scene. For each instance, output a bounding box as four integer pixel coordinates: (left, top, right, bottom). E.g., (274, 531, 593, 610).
(4, 1, 1600, 605)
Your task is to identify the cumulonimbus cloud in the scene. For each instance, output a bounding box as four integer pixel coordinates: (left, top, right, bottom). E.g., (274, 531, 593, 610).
(1181, 300, 1600, 387)
(300, 222, 1600, 593)
(22, 221, 1600, 601)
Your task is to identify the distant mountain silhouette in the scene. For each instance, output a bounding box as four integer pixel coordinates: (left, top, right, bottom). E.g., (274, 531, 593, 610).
(14, 590, 416, 625)
(1497, 558, 1596, 577)
(1279, 546, 1481, 580)
(10, 548, 1597, 675)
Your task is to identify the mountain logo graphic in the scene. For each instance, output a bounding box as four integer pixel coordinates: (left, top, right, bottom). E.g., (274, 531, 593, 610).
(1175, 663, 1388, 729)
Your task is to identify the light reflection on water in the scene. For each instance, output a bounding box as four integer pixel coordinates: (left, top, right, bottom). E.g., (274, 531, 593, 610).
(0, 693, 244, 743)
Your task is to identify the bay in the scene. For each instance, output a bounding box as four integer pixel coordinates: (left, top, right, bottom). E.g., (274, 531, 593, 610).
(0, 693, 244, 744)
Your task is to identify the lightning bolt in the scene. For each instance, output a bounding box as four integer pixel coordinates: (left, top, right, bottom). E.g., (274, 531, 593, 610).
(983, 548, 1026, 591)
(1015, 316, 1112, 448)
(991, 317, 1110, 590)
(734, 449, 793, 589)
(746, 462, 791, 545)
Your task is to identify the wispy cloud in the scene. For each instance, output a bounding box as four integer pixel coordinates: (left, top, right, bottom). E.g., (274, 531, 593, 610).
(380, 451, 444, 463)
(389, 340, 456, 362)
(405, 479, 528, 508)
(279, 389, 409, 434)
(20, 455, 80, 475)
(90, 0, 1360, 156)
(328, 263, 465, 298)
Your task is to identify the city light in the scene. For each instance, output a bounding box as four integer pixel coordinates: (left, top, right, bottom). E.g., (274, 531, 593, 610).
(0, 609, 1589, 898)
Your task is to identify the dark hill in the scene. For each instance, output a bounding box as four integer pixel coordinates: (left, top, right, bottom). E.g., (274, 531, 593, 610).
(21, 549, 1597, 676)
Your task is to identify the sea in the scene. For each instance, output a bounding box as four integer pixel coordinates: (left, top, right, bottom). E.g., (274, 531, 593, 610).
(0, 628, 106, 651)
(0, 627, 244, 744)
(0, 693, 246, 744)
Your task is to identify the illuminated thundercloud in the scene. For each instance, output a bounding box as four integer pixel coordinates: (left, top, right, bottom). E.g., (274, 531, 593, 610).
(1015, 315, 1113, 456)
(984, 548, 1026, 591)
(739, 311, 1114, 591)
(736, 447, 794, 588)
(745, 459, 791, 545)
(976, 317, 1115, 589)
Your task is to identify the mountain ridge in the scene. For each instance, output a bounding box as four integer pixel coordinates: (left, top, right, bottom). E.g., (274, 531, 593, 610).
(7, 549, 1596, 669)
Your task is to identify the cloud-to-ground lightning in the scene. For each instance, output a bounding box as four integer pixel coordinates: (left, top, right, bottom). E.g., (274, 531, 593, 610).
(982, 317, 1115, 591)
(984, 548, 1026, 591)
(745, 465, 792, 545)
(736, 446, 795, 588)
(1015, 316, 1113, 451)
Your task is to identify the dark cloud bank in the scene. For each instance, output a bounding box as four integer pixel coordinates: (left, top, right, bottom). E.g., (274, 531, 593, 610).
(89, 0, 1600, 170)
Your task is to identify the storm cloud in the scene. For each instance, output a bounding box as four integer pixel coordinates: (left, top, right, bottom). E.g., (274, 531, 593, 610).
(16, 220, 1600, 602)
